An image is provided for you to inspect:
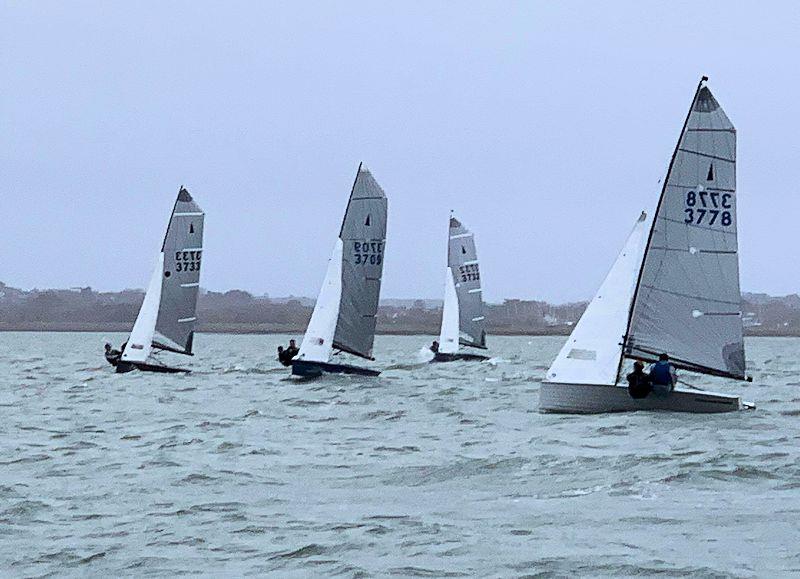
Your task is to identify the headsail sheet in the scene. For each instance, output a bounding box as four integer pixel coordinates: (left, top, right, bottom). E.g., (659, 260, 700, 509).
(447, 216, 486, 349)
(154, 187, 204, 354)
(332, 164, 388, 359)
(626, 82, 745, 379)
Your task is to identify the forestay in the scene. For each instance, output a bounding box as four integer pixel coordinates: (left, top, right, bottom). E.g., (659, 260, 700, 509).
(626, 82, 745, 379)
(546, 212, 650, 385)
(446, 216, 486, 349)
(122, 187, 204, 363)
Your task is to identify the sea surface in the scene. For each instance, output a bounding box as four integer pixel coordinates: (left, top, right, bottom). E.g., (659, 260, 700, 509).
(0, 333, 798, 577)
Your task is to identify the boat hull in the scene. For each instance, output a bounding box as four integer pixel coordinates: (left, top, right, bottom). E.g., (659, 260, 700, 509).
(291, 359, 380, 378)
(539, 381, 745, 414)
(108, 357, 190, 374)
(432, 352, 490, 363)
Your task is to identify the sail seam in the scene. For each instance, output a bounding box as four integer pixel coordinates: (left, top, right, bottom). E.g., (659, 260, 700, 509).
(649, 246, 737, 255)
(686, 128, 735, 133)
(639, 283, 741, 306)
(676, 148, 735, 162)
(670, 185, 735, 193)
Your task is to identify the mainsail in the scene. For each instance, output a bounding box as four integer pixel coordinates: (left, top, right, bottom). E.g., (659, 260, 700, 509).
(298, 164, 388, 362)
(122, 187, 204, 363)
(438, 216, 486, 352)
(625, 79, 745, 379)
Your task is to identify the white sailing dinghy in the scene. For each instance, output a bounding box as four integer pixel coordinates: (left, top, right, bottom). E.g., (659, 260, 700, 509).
(106, 187, 204, 373)
(432, 215, 489, 362)
(540, 77, 754, 413)
(291, 164, 388, 378)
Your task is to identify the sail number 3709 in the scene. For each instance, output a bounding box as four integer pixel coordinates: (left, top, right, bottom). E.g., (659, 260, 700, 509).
(684, 190, 733, 226)
(353, 241, 383, 265)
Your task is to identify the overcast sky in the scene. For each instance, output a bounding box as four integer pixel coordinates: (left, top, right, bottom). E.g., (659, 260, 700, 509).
(2, 1, 798, 303)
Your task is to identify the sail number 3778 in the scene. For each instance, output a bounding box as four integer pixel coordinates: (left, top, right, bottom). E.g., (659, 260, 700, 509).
(684, 190, 733, 226)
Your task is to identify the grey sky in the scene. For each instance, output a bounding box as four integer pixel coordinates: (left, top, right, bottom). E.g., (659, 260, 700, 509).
(2, 1, 798, 303)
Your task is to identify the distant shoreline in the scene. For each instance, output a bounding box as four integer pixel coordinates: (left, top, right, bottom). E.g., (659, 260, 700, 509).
(0, 323, 796, 338)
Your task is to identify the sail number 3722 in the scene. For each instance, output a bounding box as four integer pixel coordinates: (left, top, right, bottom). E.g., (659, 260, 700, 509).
(353, 241, 383, 265)
(684, 190, 733, 226)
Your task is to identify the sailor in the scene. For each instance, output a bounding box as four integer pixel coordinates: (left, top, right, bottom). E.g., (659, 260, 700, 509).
(104, 343, 122, 366)
(430, 340, 439, 354)
(278, 339, 300, 366)
(626, 360, 652, 399)
(649, 353, 677, 396)
(286, 339, 299, 358)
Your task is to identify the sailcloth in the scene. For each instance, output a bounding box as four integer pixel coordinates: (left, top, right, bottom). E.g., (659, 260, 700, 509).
(122, 188, 204, 363)
(546, 212, 651, 385)
(438, 216, 486, 353)
(625, 83, 745, 379)
(298, 164, 388, 363)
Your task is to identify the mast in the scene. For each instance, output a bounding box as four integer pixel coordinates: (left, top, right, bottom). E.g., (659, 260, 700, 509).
(614, 76, 708, 384)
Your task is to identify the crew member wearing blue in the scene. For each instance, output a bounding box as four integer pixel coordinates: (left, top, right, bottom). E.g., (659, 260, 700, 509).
(649, 353, 677, 396)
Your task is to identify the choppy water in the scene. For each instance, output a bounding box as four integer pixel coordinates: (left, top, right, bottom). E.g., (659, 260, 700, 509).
(1, 333, 799, 577)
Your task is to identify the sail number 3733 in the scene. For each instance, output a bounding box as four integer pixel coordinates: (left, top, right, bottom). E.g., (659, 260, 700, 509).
(684, 190, 733, 226)
(459, 263, 480, 282)
(353, 241, 383, 265)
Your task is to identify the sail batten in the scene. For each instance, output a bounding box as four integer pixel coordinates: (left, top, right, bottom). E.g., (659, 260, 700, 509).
(625, 80, 745, 379)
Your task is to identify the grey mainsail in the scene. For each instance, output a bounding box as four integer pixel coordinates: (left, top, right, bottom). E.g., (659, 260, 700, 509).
(154, 187, 204, 354)
(448, 216, 486, 348)
(625, 80, 745, 379)
(332, 164, 388, 359)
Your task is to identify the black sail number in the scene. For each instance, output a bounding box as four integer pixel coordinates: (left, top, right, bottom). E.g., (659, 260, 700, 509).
(353, 241, 383, 265)
(175, 250, 202, 272)
(684, 190, 732, 227)
(458, 263, 480, 282)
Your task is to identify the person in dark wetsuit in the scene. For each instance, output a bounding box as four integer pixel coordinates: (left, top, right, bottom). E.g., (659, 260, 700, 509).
(430, 340, 439, 354)
(278, 339, 300, 366)
(649, 353, 677, 397)
(104, 342, 123, 366)
(627, 360, 652, 399)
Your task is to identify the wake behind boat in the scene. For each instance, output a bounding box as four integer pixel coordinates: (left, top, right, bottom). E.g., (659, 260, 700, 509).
(431, 214, 489, 363)
(291, 164, 388, 378)
(106, 187, 205, 374)
(540, 77, 754, 414)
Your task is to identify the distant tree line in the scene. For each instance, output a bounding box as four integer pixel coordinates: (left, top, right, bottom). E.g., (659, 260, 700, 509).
(0, 281, 798, 336)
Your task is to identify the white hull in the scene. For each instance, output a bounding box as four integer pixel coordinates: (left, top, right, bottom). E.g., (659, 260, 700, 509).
(540, 381, 746, 414)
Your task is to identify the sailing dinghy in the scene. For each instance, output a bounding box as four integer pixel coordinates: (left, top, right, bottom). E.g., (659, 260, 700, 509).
(107, 187, 204, 374)
(540, 77, 754, 413)
(291, 164, 388, 378)
(432, 215, 489, 362)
